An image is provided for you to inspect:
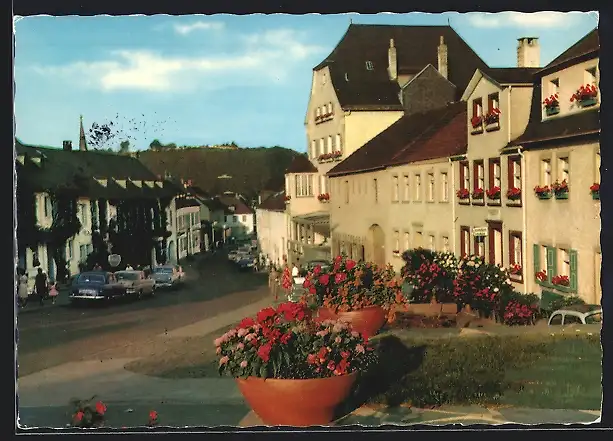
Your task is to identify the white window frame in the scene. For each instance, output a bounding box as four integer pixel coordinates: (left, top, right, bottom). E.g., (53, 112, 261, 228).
(462, 162, 470, 190)
(442, 236, 450, 253)
(428, 234, 436, 251)
(319, 138, 325, 156)
(559, 248, 571, 277)
(541, 159, 552, 187)
(440, 172, 449, 202)
(392, 175, 399, 202)
(403, 231, 410, 251)
(512, 158, 521, 189)
(558, 156, 570, 183)
(476, 162, 485, 190)
(550, 78, 559, 96)
(414, 174, 422, 201)
(493, 162, 501, 188)
(402, 175, 410, 201)
(327, 136, 333, 154)
(393, 230, 400, 251)
(336, 134, 342, 154)
(311, 140, 317, 159)
(427, 173, 435, 202)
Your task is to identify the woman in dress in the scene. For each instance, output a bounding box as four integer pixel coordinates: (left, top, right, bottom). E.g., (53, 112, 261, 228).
(48, 282, 59, 305)
(18, 269, 29, 307)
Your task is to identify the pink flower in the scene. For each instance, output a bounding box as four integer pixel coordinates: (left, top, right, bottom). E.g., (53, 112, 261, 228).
(216, 347, 222, 355)
(316, 329, 329, 337)
(335, 336, 342, 344)
(240, 360, 248, 368)
(244, 333, 256, 341)
(236, 342, 245, 350)
(214, 337, 224, 347)
(351, 331, 359, 338)
(327, 360, 336, 371)
(345, 260, 357, 270)
(219, 356, 229, 366)
(237, 328, 248, 337)
(355, 344, 365, 354)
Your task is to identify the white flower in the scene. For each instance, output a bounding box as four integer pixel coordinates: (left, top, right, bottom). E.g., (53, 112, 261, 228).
(493, 287, 499, 292)
(468, 261, 475, 267)
(506, 278, 512, 284)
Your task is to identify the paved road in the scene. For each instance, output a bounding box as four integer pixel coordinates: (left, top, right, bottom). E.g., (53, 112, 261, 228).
(17, 252, 270, 376)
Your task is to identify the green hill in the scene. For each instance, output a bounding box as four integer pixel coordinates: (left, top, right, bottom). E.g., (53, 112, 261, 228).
(137, 146, 302, 198)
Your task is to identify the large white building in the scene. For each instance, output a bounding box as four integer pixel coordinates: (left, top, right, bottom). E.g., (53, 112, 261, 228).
(256, 191, 289, 268)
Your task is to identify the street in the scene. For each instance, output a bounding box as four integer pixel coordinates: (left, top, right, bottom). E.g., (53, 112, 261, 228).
(17, 252, 270, 377)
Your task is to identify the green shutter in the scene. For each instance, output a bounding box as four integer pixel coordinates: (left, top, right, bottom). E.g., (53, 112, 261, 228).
(569, 249, 578, 292)
(546, 246, 556, 283)
(533, 244, 540, 280)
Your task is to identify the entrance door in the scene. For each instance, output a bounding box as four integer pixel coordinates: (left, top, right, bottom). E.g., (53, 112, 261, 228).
(487, 221, 503, 266)
(366, 224, 386, 267)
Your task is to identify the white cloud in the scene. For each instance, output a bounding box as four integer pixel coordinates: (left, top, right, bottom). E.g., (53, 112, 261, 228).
(30, 29, 325, 93)
(172, 21, 225, 35)
(466, 12, 589, 29)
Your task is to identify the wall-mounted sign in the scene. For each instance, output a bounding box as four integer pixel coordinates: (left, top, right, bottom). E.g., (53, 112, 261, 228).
(472, 227, 488, 237)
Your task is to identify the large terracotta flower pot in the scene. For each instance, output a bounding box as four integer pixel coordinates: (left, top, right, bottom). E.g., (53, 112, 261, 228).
(317, 305, 387, 337)
(236, 372, 357, 426)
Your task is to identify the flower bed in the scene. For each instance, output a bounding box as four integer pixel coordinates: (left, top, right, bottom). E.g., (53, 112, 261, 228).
(401, 248, 456, 305)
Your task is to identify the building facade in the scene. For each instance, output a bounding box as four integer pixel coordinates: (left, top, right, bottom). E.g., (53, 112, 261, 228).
(256, 191, 290, 268)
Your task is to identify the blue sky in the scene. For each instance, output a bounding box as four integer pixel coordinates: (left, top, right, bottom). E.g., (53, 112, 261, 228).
(14, 12, 598, 152)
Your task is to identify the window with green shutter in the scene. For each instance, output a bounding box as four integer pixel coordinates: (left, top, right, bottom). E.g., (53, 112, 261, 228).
(533, 244, 540, 280)
(546, 246, 557, 283)
(569, 249, 578, 292)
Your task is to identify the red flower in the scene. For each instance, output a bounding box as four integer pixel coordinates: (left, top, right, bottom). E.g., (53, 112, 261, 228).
(257, 343, 272, 362)
(318, 274, 330, 286)
(345, 259, 356, 271)
(306, 353, 317, 364)
(341, 350, 350, 359)
(95, 401, 107, 415)
(256, 307, 277, 323)
(75, 411, 84, 422)
(334, 255, 342, 263)
(238, 317, 255, 328)
(590, 183, 600, 192)
(303, 278, 311, 288)
(313, 265, 322, 275)
(280, 332, 292, 344)
(334, 272, 347, 284)
(317, 346, 329, 363)
(327, 360, 336, 371)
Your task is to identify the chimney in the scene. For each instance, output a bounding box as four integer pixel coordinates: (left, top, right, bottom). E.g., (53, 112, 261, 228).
(62, 140, 72, 151)
(437, 36, 448, 79)
(388, 38, 397, 81)
(517, 37, 540, 68)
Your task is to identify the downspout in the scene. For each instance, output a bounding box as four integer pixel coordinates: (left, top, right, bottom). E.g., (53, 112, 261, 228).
(449, 157, 457, 255)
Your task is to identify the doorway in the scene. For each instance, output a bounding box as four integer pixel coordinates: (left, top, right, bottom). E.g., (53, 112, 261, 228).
(487, 221, 503, 266)
(366, 224, 386, 267)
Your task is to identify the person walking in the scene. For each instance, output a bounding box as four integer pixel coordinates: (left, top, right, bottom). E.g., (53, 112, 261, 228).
(18, 269, 29, 308)
(126, 264, 134, 270)
(34, 268, 48, 306)
(269, 265, 280, 300)
(48, 281, 59, 305)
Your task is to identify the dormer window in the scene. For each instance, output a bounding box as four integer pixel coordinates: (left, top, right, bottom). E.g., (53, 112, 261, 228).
(131, 179, 143, 188)
(115, 179, 127, 188)
(155, 181, 163, 188)
(585, 67, 598, 86)
(96, 178, 108, 187)
(549, 78, 559, 96)
(365, 61, 374, 71)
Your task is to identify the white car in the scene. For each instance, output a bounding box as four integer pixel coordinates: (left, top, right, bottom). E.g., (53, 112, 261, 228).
(547, 304, 602, 326)
(151, 265, 184, 289)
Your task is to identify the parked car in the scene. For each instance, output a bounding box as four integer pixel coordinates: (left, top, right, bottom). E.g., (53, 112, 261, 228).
(115, 270, 156, 299)
(306, 259, 332, 272)
(69, 271, 126, 303)
(237, 255, 258, 271)
(232, 251, 250, 263)
(547, 304, 602, 326)
(151, 265, 185, 289)
(228, 250, 240, 262)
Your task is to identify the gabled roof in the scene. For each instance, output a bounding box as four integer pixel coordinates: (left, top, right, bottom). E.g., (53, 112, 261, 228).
(540, 28, 599, 73)
(461, 67, 539, 101)
(314, 24, 490, 109)
(217, 196, 254, 215)
(176, 197, 201, 209)
(285, 154, 317, 173)
(328, 101, 467, 177)
(257, 191, 286, 212)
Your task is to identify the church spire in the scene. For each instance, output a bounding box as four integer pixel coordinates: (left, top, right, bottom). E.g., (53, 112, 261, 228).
(79, 115, 88, 151)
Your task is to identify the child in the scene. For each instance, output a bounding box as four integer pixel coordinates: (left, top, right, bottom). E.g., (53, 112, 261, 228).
(48, 282, 59, 305)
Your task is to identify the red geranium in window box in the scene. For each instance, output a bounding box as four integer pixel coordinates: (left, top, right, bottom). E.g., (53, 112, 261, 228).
(552, 275, 570, 287)
(506, 187, 522, 200)
(470, 115, 483, 129)
(317, 193, 330, 202)
(570, 84, 598, 106)
(284, 195, 291, 202)
(456, 188, 470, 200)
(472, 188, 485, 199)
(508, 263, 522, 275)
(535, 270, 547, 282)
(486, 186, 501, 200)
(534, 185, 552, 199)
(543, 94, 559, 109)
(484, 108, 501, 125)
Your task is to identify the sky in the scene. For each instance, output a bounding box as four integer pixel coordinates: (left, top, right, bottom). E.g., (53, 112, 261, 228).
(14, 12, 599, 152)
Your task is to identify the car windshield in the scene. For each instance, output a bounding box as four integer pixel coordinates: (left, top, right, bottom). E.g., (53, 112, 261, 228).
(585, 312, 602, 324)
(116, 272, 139, 281)
(78, 274, 106, 284)
(154, 267, 173, 274)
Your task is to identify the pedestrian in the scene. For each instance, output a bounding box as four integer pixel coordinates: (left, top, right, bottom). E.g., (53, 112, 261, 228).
(126, 264, 134, 270)
(18, 268, 29, 308)
(48, 281, 59, 305)
(291, 260, 300, 278)
(34, 268, 48, 306)
(269, 265, 280, 300)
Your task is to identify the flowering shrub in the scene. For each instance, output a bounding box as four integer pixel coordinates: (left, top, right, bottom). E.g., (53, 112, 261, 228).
(472, 188, 485, 199)
(281, 266, 293, 291)
(471, 115, 483, 129)
(535, 270, 547, 282)
(534, 185, 552, 197)
(590, 183, 600, 193)
(484, 108, 501, 125)
(552, 180, 569, 195)
(215, 302, 378, 379)
(503, 297, 539, 326)
(401, 248, 456, 304)
(70, 397, 107, 428)
(303, 255, 406, 322)
(317, 193, 330, 202)
(506, 187, 521, 200)
(486, 186, 501, 200)
(570, 84, 598, 103)
(542, 93, 559, 109)
(456, 188, 470, 200)
(508, 263, 522, 275)
(552, 275, 570, 287)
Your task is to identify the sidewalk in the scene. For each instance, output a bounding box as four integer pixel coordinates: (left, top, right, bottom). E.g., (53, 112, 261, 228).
(17, 290, 71, 315)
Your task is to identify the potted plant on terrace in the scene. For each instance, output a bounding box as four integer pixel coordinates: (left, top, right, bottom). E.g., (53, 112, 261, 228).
(303, 255, 406, 337)
(590, 183, 600, 200)
(472, 187, 485, 200)
(506, 187, 522, 201)
(534, 185, 552, 200)
(552, 180, 569, 199)
(215, 302, 378, 426)
(543, 94, 560, 116)
(401, 248, 456, 305)
(486, 186, 501, 201)
(552, 275, 570, 287)
(456, 188, 470, 201)
(570, 84, 598, 107)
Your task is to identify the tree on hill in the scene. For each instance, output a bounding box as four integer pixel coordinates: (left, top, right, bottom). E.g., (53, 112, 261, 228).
(149, 139, 163, 150)
(119, 140, 130, 153)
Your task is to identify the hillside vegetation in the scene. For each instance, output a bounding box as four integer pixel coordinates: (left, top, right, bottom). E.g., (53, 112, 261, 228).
(137, 146, 302, 198)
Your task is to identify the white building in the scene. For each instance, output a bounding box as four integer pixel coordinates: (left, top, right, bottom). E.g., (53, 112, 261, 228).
(217, 195, 255, 241)
(175, 197, 202, 260)
(256, 191, 289, 267)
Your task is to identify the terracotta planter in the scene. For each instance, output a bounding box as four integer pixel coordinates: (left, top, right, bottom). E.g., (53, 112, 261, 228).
(236, 372, 357, 426)
(317, 305, 387, 337)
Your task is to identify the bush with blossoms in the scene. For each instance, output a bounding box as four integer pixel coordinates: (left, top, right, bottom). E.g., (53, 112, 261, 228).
(400, 248, 456, 303)
(302, 255, 406, 322)
(498, 292, 540, 326)
(215, 302, 378, 379)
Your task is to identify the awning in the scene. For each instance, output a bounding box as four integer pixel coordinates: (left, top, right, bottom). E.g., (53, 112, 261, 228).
(292, 211, 330, 226)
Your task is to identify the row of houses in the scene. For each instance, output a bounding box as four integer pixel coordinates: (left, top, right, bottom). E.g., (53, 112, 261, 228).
(15, 122, 256, 287)
(256, 24, 601, 305)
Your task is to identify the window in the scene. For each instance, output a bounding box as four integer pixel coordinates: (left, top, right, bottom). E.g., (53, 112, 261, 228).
(319, 175, 327, 194)
(460, 226, 470, 257)
(404, 232, 410, 251)
(80, 204, 88, 228)
(473, 160, 485, 191)
(442, 236, 450, 253)
(43, 196, 50, 217)
(336, 134, 342, 154)
(331, 134, 337, 152)
(558, 248, 570, 277)
(232, 215, 238, 223)
(67, 239, 73, 259)
(79, 244, 87, 262)
(295, 174, 314, 197)
(549, 314, 562, 325)
(327, 136, 333, 154)
(414, 174, 422, 201)
(474, 236, 486, 258)
(507, 156, 522, 192)
(541, 159, 552, 186)
(459, 160, 470, 191)
(489, 158, 501, 189)
(549, 78, 559, 96)
(472, 98, 483, 118)
(393, 230, 400, 252)
(329, 102, 334, 115)
(319, 138, 325, 156)
(344, 180, 349, 204)
(323, 104, 328, 115)
(428, 235, 436, 251)
(365, 60, 374, 71)
(427, 173, 435, 202)
(316, 107, 321, 118)
(402, 175, 410, 201)
(509, 231, 523, 278)
(392, 176, 399, 202)
(564, 315, 582, 325)
(558, 157, 569, 183)
(415, 231, 423, 248)
(585, 66, 598, 86)
(241, 215, 247, 222)
(373, 179, 378, 203)
(488, 92, 499, 112)
(311, 140, 317, 158)
(440, 172, 449, 201)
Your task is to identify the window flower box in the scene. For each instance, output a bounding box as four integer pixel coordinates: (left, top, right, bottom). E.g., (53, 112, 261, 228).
(535, 270, 547, 282)
(570, 84, 598, 107)
(506, 187, 522, 201)
(471, 188, 485, 200)
(317, 151, 342, 163)
(484, 109, 501, 131)
(552, 180, 569, 199)
(543, 94, 560, 116)
(470, 116, 484, 134)
(534, 185, 552, 200)
(508, 263, 522, 276)
(284, 196, 291, 203)
(552, 275, 570, 287)
(486, 186, 501, 200)
(590, 183, 600, 200)
(456, 188, 470, 201)
(392, 250, 400, 255)
(317, 193, 330, 202)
